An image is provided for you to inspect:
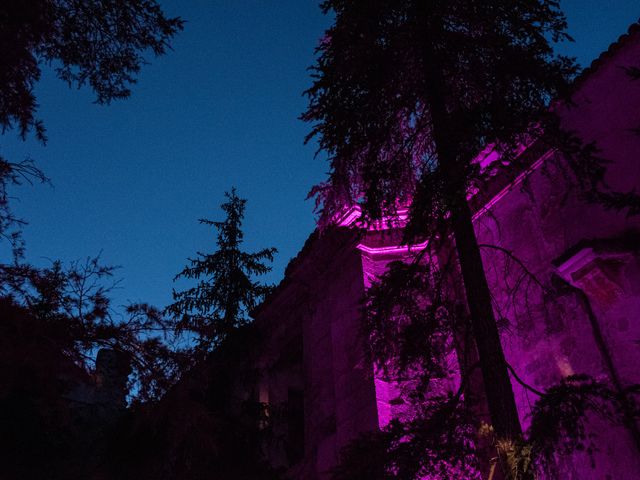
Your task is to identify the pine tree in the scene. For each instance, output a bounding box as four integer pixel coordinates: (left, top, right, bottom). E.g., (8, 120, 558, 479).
(167, 189, 277, 353)
(305, 3, 640, 477)
(302, 0, 601, 474)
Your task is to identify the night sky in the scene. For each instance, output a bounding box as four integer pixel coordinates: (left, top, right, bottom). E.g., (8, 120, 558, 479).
(1, 1, 638, 315)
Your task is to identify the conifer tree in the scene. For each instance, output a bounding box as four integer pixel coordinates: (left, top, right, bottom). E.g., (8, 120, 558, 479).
(167, 189, 277, 353)
(301, 1, 635, 475)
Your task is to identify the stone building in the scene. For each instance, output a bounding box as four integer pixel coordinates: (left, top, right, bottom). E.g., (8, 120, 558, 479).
(248, 20, 640, 479)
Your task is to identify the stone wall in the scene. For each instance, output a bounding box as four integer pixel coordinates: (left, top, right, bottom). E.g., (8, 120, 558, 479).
(251, 22, 640, 480)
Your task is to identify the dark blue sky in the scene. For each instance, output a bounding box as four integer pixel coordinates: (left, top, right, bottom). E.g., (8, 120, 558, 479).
(2, 1, 638, 314)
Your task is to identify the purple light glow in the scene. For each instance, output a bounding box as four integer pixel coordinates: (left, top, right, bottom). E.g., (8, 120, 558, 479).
(253, 20, 640, 479)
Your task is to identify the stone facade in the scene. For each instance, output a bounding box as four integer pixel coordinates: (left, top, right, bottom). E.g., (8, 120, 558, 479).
(251, 22, 640, 479)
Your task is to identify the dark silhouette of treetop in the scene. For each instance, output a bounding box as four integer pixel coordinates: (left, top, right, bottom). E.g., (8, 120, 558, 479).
(0, 0, 183, 141)
(304, 0, 578, 226)
(167, 189, 277, 352)
(0, 0, 183, 257)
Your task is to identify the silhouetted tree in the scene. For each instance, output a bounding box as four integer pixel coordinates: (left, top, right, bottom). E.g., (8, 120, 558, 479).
(167, 189, 277, 353)
(303, 0, 578, 461)
(0, 0, 183, 139)
(0, 0, 183, 253)
(303, 1, 639, 477)
(2, 256, 186, 403)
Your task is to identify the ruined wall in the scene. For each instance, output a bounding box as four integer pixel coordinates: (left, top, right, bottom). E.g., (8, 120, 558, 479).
(473, 28, 640, 479)
(254, 229, 379, 479)
(252, 24, 640, 480)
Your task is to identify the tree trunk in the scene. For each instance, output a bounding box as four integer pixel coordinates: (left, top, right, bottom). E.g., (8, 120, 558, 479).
(417, 8, 524, 475)
(448, 197, 522, 440)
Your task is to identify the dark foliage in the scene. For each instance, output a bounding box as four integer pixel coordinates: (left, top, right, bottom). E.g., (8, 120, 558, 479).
(331, 428, 391, 480)
(332, 377, 640, 480)
(539, 124, 640, 219)
(0, 158, 47, 258)
(304, 1, 640, 478)
(331, 395, 481, 480)
(530, 375, 616, 463)
(110, 325, 284, 480)
(303, 0, 577, 226)
(0, 0, 183, 253)
(167, 189, 277, 353)
(1, 256, 186, 403)
(365, 258, 465, 392)
(345, 253, 484, 479)
(0, 0, 183, 139)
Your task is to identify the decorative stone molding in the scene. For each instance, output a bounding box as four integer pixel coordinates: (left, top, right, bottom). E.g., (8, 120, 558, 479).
(556, 246, 632, 308)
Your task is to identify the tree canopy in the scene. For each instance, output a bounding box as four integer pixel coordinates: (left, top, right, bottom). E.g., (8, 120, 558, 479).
(0, 0, 183, 140)
(0, 0, 186, 408)
(167, 189, 277, 353)
(301, 1, 634, 478)
(304, 0, 578, 227)
(0, 0, 183, 256)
